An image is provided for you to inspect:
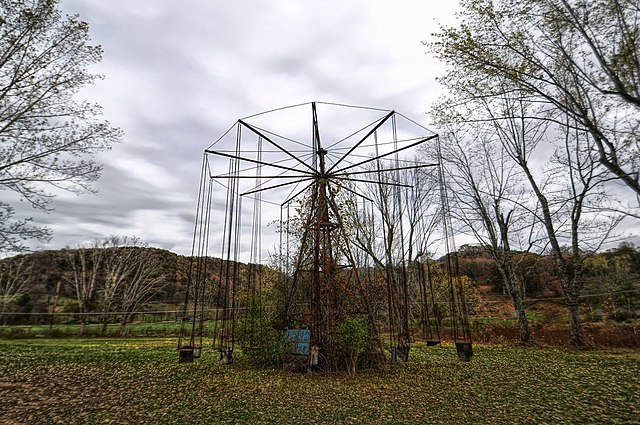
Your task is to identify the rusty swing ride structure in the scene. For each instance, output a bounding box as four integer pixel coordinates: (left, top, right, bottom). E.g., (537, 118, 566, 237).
(178, 102, 472, 369)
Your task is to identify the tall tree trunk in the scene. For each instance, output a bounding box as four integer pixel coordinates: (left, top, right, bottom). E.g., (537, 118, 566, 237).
(564, 281, 582, 347)
(567, 300, 582, 347)
(521, 164, 584, 346)
(497, 262, 532, 344)
(507, 266, 531, 343)
(79, 317, 87, 336)
(511, 289, 531, 343)
(349, 353, 357, 376)
(100, 317, 109, 337)
(495, 208, 532, 344)
(119, 319, 128, 337)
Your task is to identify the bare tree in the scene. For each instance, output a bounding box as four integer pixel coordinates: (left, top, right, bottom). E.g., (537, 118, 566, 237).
(348, 163, 441, 354)
(64, 242, 103, 335)
(63, 236, 167, 336)
(0, 256, 31, 324)
(0, 0, 122, 254)
(354, 167, 410, 353)
(116, 245, 167, 336)
(491, 92, 621, 346)
(99, 235, 142, 336)
(432, 119, 536, 343)
(429, 0, 631, 345)
(0, 203, 51, 253)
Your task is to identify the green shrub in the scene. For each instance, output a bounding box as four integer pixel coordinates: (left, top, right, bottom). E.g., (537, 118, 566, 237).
(331, 315, 369, 375)
(236, 316, 281, 367)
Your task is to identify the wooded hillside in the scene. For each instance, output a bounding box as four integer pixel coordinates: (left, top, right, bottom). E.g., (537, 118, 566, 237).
(2, 242, 638, 336)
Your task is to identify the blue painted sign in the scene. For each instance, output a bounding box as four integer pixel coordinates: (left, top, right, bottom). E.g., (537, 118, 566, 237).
(283, 329, 310, 355)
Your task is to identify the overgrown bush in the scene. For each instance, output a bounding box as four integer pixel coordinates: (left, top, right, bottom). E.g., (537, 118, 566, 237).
(330, 315, 369, 375)
(236, 315, 282, 367)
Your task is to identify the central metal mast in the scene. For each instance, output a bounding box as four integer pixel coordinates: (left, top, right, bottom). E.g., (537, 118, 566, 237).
(311, 101, 335, 347)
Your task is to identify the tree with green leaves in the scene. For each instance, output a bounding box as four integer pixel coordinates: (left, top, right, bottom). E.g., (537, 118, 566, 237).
(429, 0, 640, 197)
(0, 0, 122, 254)
(429, 0, 631, 346)
(583, 242, 640, 321)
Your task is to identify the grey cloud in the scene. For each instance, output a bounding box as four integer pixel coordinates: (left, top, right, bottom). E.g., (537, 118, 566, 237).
(19, 0, 458, 255)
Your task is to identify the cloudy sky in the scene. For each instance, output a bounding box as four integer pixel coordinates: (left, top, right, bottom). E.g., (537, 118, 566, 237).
(19, 0, 460, 255)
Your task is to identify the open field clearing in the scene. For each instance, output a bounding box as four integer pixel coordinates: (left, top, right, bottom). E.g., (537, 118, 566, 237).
(0, 338, 638, 424)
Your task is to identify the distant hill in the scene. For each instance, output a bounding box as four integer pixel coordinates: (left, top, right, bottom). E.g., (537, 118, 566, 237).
(1, 247, 187, 302)
(1, 243, 638, 332)
(0, 247, 229, 326)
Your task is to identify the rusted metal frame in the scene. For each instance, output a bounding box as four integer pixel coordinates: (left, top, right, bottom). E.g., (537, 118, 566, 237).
(238, 119, 316, 173)
(205, 148, 313, 176)
(331, 163, 438, 178)
(325, 110, 395, 174)
(332, 133, 438, 175)
(240, 177, 314, 196)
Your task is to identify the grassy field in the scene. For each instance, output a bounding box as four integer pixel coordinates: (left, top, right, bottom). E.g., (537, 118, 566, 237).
(0, 339, 638, 424)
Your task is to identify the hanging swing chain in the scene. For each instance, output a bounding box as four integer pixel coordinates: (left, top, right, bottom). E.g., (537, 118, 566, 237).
(213, 123, 242, 351)
(436, 137, 472, 343)
(371, 130, 397, 349)
(178, 154, 209, 349)
(392, 115, 411, 347)
(198, 176, 216, 346)
(243, 135, 264, 348)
